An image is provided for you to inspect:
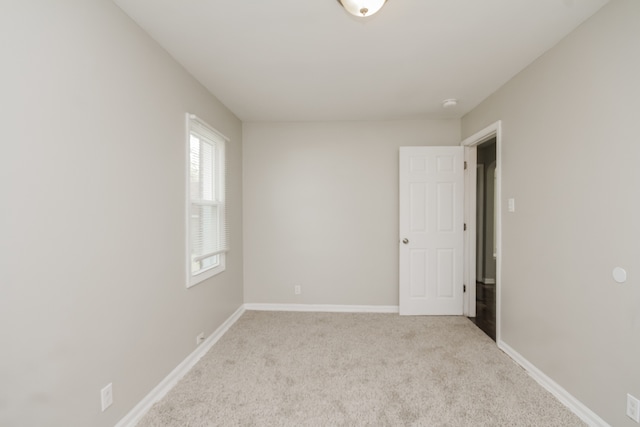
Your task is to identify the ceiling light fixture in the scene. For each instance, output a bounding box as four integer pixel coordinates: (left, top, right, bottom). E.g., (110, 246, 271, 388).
(337, 0, 388, 17)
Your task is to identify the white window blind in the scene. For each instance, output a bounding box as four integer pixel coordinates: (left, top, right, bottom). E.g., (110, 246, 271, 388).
(187, 114, 228, 286)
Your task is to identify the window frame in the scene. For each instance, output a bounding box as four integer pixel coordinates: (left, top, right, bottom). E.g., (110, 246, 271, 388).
(185, 114, 228, 288)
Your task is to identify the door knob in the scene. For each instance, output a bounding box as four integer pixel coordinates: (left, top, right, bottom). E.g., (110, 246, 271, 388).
(402, 238, 409, 244)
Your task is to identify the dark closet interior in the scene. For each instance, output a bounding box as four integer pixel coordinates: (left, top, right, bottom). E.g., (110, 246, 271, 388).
(470, 138, 497, 341)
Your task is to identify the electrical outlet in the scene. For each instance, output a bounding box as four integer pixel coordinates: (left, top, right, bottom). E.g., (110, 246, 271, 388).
(628, 394, 640, 423)
(294, 285, 301, 295)
(100, 383, 113, 412)
(196, 332, 205, 345)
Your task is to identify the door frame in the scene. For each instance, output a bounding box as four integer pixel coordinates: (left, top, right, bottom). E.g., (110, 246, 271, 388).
(461, 121, 502, 343)
(475, 163, 485, 282)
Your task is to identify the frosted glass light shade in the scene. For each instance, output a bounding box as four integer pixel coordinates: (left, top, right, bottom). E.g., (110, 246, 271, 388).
(337, 0, 387, 17)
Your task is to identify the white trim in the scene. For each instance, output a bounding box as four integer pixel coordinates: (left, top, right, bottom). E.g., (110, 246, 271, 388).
(114, 305, 246, 427)
(476, 163, 485, 282)
(185, 113, 228, 288)
(463, 146, 477, 317)
(188, 114, 230, 142)
(498, 341, 610, 427)
(244, 303, 399, 313)
(461, 120, 502, 342)
(184, 114, 191, 288)
(461, 121, 501, 147)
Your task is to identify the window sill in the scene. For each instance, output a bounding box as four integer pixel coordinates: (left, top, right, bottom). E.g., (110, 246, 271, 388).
(188, 261, 225, 288)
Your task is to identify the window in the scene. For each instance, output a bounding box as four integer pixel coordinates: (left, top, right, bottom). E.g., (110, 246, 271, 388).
(186, 114, 228, 287)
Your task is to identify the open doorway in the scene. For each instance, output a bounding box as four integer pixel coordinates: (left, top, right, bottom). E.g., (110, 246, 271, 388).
(462, 120, 502, 344)
(470, 139, 497, 340)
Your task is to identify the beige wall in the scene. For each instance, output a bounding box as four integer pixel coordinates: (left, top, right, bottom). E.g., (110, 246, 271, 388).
(3, 0, 636, 425)
(0, 2, 243, 427)
(462, 0, 640, 425)
(243, 120, 460, 306)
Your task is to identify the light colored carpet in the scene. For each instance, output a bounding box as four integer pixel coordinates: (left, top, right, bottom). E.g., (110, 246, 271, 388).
(137, 311, 585, 426)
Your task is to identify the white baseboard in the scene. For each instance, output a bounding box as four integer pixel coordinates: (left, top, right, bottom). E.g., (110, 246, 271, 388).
(244, 303, 399, 314)
(498, 340, 609, 427)
(115, 305, 246, 427)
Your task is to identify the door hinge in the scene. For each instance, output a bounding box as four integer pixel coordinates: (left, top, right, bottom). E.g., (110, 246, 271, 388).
(464, 223, 467, 231)
(464, 161, 467, 170)
(463, 284, 467, 293)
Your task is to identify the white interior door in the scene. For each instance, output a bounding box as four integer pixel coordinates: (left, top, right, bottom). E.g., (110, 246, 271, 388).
(399, 146, 464, 315)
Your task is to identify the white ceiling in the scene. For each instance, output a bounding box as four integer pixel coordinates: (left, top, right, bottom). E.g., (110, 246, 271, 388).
(113, 0, 608, 122)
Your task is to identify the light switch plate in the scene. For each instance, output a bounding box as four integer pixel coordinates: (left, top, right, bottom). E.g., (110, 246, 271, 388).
(101, 383, 113, 412)
(628, 394, 640, 423)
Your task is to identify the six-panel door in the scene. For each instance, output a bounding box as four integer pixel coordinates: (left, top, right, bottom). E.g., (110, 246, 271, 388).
(399, 146, 464, 315)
